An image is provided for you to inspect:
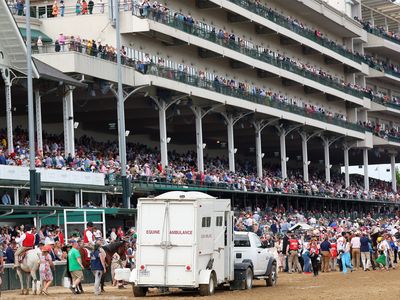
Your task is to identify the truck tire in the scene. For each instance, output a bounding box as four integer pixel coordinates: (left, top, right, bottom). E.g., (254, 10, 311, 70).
(266, 262, 277, 287)
(133, 285, 148, 297)
(244, 268, 253, 289)
(199, 273, 216, 296)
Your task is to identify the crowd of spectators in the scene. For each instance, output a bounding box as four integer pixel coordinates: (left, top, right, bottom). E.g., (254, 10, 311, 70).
(234, 207, 400, 274)
(361, 121, 400, 142)
(0, 127, 399, 204)
(356, 16, 400, 46)
(49, 34, 351, 126)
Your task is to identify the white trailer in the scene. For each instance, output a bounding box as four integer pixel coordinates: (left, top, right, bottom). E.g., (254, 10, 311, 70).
(128, 191, 276, 297)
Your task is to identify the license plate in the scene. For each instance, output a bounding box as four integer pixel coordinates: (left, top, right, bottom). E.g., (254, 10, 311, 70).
(139, 270, 150, 277)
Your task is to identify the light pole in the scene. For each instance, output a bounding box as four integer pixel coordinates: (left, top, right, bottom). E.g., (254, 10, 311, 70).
(114, 0, 129, 208)
(26, 0, 38, 205)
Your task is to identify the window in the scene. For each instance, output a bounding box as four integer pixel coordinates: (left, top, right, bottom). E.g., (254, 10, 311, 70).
(216, 216, 223, 227)
(202, 217, 211, 227)
(234, 235, 251, 247)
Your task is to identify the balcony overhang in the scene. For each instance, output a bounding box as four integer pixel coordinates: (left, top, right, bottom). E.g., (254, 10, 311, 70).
(0, 0, 39, 77)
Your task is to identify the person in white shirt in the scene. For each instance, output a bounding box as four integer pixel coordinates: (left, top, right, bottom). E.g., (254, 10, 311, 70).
(110, 228, 117, 242)
(350, 233, 361, 270)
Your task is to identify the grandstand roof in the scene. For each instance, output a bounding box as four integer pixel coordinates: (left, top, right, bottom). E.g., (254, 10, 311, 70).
(362, 0, 400, 31)
(0, 0, 39, 77)
(33, 57, 87, 87)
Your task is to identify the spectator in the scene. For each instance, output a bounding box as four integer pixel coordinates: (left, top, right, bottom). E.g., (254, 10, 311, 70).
(90, 238, 106, 296)
(39, 245, 54, 295)
(1, 191, 11, 205)
(68, 240, 84, 294)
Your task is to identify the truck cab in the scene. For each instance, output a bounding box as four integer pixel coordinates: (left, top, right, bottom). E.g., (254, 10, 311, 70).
(233, 231, 277, 288)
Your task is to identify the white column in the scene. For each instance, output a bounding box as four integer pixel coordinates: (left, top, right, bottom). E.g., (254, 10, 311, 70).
(301, 134, 309, 182)
(344, 147, 350, 188)
(255, 128, 262, 178)
(391, 154, 397, 193)
(158, 100, 168, 168)
(227, 115, 235, 173)
(1, 68, 14, 154)
(194, 107, 204, 173)
(45, 189, 51, 206)
(363, 148, 369, 191)
(63, 88, 75, 157)
(35, 90, 43, 153)
(74, 191, 80, 207)
(323, 139, 330, 183)
(13, 188, 19, 205)
(101, 193, 107, 208)
(280, 132, 287, 179)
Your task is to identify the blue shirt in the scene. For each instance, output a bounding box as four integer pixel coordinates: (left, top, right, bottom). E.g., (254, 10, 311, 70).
(5, 246, 14, 263)
(90, 249, 103, 271)
(360, 237, 370, 252)
(320, 240, 331, 251)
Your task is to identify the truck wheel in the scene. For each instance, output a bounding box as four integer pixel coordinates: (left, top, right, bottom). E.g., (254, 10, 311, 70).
(133, 285, 148, 297)
(245, 268, 253, 289)
(199, 273, 216, 296)
(266, 262, 277, 287)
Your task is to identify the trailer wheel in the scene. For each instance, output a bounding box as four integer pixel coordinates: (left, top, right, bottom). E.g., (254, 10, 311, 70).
(266, 262, 277, 287)
(133, 285, 148, 297)
(245, 267, 253, 289)
(199, 273, 216, 296)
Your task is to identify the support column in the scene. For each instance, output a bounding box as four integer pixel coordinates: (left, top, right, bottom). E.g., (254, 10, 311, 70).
(255, 128, 262, 178)
(279, 132, 287, 179)
(363, 148, 369, 191)
(193, 107, 204, 173)
(301, 134, 309, 182)
(45, 189, 51, 206)
(322, 138, 330, 183)
(158, 100, 168, 168)
(344, 147, 350, 188)
(63, 87, 75, 157)
(35, 89, 43, 153)
(391, 154, 397, 193)
(226, 116, 235, 173)
(13, 188, 19, 205)
(101, 193, 107, 208)
(1, 68, 13, 154)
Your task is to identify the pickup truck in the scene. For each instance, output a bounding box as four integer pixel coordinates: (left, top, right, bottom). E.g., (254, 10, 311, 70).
(232, 231, 278, 289)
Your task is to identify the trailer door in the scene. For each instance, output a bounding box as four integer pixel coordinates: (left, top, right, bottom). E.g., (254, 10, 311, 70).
(137, 200, 195, 287)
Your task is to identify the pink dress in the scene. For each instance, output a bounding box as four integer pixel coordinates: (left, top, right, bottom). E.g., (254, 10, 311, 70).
(39, 253, 53, 281)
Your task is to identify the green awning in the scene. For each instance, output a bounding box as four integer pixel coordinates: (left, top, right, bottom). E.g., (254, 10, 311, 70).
(19, 27, 52, 43)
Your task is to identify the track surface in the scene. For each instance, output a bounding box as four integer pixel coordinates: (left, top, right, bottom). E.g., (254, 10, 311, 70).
(2, 269, 396, 300)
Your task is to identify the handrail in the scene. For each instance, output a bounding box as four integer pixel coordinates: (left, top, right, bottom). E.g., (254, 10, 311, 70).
(134, 10, 366, 99)
(36, 45, 366, 133)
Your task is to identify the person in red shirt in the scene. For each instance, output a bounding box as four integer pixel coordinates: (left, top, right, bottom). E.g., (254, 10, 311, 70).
(330, 238, 338, 271)
(14, 225, 35, 268)
(286, 234, 301, 274)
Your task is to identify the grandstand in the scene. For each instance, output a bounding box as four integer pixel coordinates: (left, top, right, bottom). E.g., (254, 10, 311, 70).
(1, 0, 400, 223)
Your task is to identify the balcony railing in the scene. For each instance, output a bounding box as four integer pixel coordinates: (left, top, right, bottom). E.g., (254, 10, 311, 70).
(135, 10, 366, 99)
(37, 45, 366, 133)
(220, 0, 364, 64)
(364, 25, 400, 47)
(370, 95, 400, 111)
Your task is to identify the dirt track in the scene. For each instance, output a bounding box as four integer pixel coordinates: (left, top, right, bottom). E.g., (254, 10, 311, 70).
(2, 269, 397, 300)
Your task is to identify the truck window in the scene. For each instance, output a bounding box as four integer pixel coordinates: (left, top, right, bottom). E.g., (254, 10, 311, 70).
(202, 217, 211, 227)
(234, 235, 251, 247)
(216, 216, 223, 226)
(253, 235, 263, 248)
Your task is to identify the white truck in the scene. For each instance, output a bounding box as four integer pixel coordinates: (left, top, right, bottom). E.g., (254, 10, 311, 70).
(127, 191, 277, 297)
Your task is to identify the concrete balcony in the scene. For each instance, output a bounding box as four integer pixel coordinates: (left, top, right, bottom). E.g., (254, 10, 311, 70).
(34, 50, 366, 140)
(364, 32, 400, 60)
(204, 0, 365, 70)
(121, 13, 367, 108)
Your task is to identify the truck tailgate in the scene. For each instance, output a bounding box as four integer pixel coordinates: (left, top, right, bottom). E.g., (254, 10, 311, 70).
(137, 200, 196, 286)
